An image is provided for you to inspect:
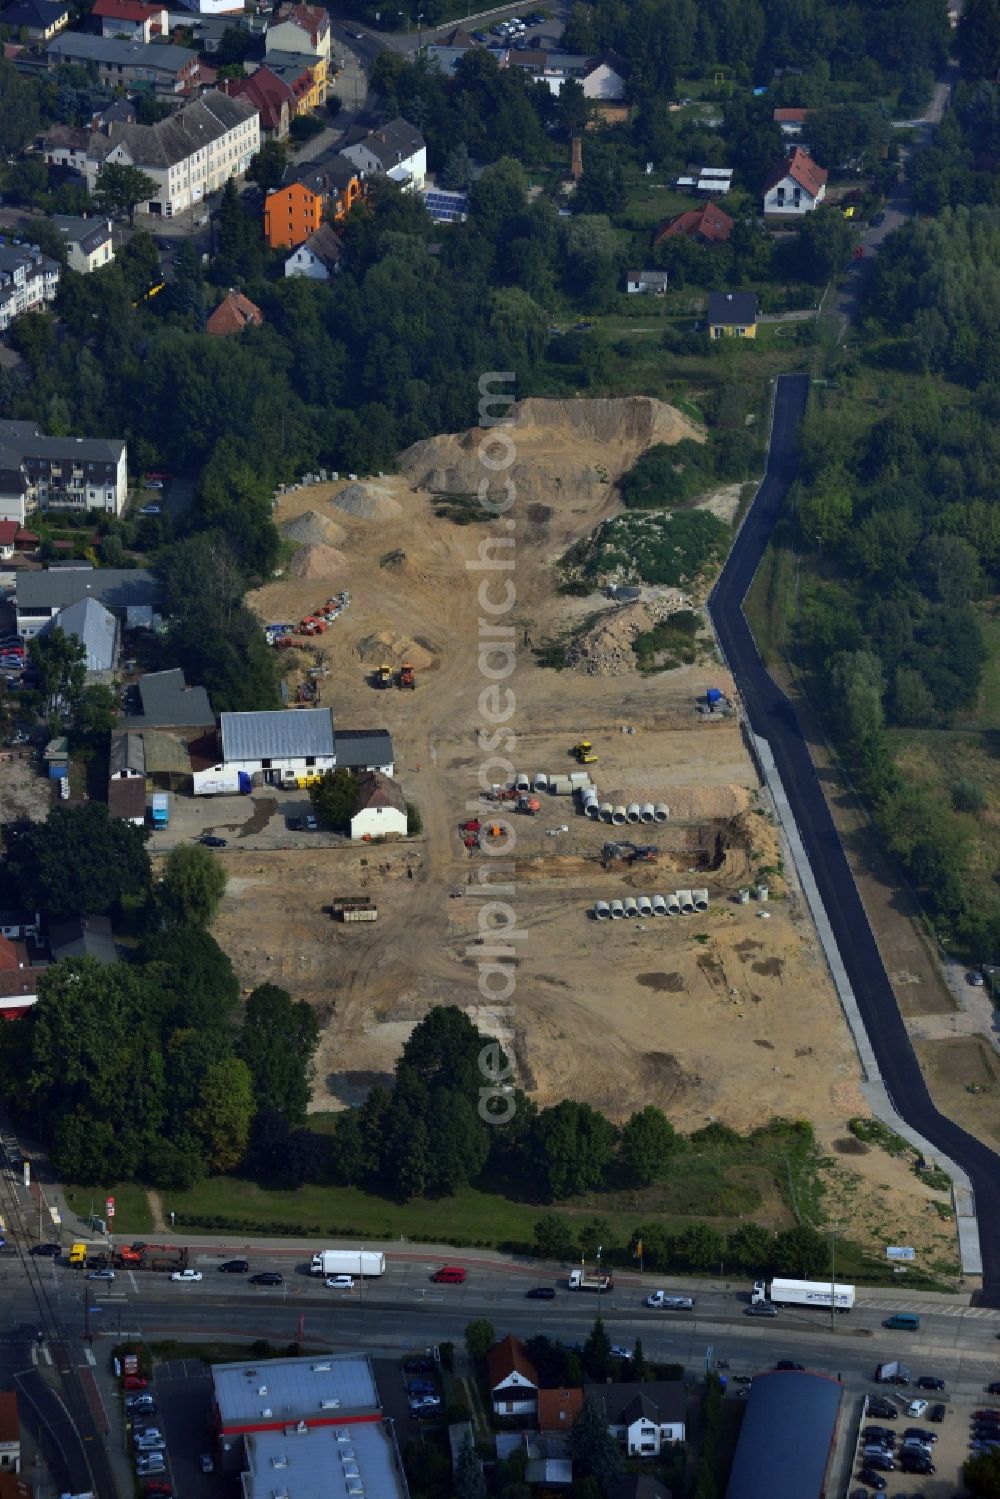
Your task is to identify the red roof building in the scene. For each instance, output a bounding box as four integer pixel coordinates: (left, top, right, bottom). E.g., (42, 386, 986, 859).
(222, 66, 297, 138)
(486, 1336, 539, 1417)
(92, 0, 166, 41)
(762, 146, 828, 215)
(655, 201, 734, 246)
(205, 290, 263, 338)
(537, 1387, 584, 1432)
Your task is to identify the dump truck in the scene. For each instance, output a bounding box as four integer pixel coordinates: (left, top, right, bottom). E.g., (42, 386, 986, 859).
(68, 1242, 88, 1267)
(573, 741, 598, 765)
(311, 1249, 386, 1278)
(139, 1246, 188, 1273)
(752, 1277, 855, 1311)
(328, 898, 377, 923)
(568, 1266, 613, 1292)
(399, 663, 415, 689)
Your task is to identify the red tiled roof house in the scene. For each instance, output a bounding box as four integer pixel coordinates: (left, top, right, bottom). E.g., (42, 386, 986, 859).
(762, 146, 827, 216)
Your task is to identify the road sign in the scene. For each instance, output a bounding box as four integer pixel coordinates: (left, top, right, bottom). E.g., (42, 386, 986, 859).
(106, 1196, 115, 1220)
(886, 1246, 915, 1261)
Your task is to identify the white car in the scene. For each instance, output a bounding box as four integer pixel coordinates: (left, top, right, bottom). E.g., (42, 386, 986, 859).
(907, 1399, 929, 1418)
(326, 1275, 354, 1290)
(170, 1268, 203, 1283)
(135, 1430, 165, 1450)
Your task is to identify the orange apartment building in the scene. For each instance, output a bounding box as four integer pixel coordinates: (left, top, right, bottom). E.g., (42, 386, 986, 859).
(263, 162, 365, 250)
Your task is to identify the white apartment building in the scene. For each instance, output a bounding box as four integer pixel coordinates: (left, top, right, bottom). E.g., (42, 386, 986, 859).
(0, 245, 60, 333)
(87, 91, 260, 217)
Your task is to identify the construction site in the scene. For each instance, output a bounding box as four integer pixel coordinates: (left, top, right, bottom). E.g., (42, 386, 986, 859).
(218, 394, 950, 1248)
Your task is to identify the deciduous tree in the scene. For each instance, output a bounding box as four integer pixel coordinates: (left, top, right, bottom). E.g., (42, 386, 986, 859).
(159, 843, 228, 929)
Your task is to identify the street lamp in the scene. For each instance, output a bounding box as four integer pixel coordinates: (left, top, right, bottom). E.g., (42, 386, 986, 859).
(416, 10, 423, 49)
(828, 1225, 842, 1335)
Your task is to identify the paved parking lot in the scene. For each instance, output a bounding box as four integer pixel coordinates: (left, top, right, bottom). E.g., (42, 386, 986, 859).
(152, 1360, 218, 1499)
(851, 1385, 982, 1496)
(146, 783, 347, 853)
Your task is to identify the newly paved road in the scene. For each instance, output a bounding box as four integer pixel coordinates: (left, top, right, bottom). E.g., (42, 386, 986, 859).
(708, 374, 1000, 1299)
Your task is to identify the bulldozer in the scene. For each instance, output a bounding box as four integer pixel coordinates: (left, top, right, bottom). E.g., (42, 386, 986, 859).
(398, 663, 416, 690)
(601, 841, 658, 869)
(574, 740, 598, 765)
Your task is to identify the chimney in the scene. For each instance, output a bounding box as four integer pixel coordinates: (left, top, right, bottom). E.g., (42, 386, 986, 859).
(571, 136, 582, 180)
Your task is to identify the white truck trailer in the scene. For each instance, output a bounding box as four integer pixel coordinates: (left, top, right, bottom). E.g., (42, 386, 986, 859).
(568, 1267, 614, 1291)
(311, 1249, 386, 1278)
(752, 1277, 855, 1311)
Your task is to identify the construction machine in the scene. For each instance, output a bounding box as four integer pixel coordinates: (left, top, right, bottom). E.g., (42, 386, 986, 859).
(574, 740, 598, 764)
(601, 841, 658, 869)
(376, 663, 392, 689)
(298, 616, 328, 636)
(399, 663, 415, 689)
(516, 795, 540, 815)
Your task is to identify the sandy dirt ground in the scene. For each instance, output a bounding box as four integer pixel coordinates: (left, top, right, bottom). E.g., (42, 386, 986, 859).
(212, 397, 944, 1246)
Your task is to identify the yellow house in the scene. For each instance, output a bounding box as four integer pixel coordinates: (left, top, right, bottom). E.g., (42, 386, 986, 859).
(265, 50, 328, 110)
(707, 290, 758, 339)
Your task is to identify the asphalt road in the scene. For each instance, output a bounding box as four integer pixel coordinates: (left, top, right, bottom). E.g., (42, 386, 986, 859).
(708, 374, 1000, 1300)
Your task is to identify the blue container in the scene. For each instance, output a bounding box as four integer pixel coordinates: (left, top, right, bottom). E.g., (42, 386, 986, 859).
(706, 687, 723, 705)
(49, 762, 68, 780)
(238, 771, 252, 795)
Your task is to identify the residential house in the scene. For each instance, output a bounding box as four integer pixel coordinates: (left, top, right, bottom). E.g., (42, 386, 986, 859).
(707, 289, 757, 339)
(108, 730, 146, 826)
(284, 223, 344, 280)
(0, 522, 37, 559)
(264, 178, 322, 248)
(340, 117, 426, 191)
(108, 776, 146, 824)
(0, 420, 127, 524)
(625, 269, 668, 295)
(0, 945, 42, 1014)
(495, 1432, 572, 1488)
(206, 288, 262, 336)
(0, 245, 59, 334)
(285, 157, 366, 221)
(674, 164, 733, 196)
(85, 90, 260, 218)
(44, 33, 201, 96)
(654, 201, 734, 246)
(265, 2, 329, 63)
(45, 596, 119, 681)
(762, 145, 827, 216)
(124, 668, 214, 730)
(14, 565, 156, 638)
(349, 771, 408, 842)
(48, 915, 117, 964)
(222, 65, 297, 138)
(486, 1337, 539, 1419)
(92, 0, 167, 41)
(580, 53, 626, 98)
(537, 1388, 583, 1434)
(510, 49, 625, 98)
(426, 29, 488, 76)
(170, 0, 245, 19)
(40, 124, 90, 173)
(585, 1382, 686, 1457)
(51, 215, 114, 274)
(773, 106, 810, 140)
(194, 12, 267, 52)
(0, 0, 68, 39)
(263, 49, 327, 109)
(0, 1393, 18, 1472)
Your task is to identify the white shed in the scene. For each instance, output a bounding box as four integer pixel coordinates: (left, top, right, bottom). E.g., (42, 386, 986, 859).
(349, 771, 408, 841)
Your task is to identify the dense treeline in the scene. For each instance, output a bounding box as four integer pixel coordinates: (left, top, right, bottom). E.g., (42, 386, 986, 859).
(909, 82, 1000, 214)
(787, 204, 1000, 958)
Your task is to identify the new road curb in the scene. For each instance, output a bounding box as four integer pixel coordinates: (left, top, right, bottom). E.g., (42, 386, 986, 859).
(752, 732, 982, 1277)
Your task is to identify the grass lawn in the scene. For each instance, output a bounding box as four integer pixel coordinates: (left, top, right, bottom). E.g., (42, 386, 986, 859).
(63, 1181, 153, 1236)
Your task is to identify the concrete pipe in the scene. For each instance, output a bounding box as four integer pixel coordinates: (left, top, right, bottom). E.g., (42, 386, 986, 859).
(756, 884, 769, 903)
(533, 772, 548, 793)
(515, 773, 530, 793)
(593, 901, 611, 921)
(678, 889, 695, 914)
(611, 805, 627, 826)
(692, 888, 709, 912)
(640, 803, 656, 824)
(599, 802, 613, 822)
(584, 795, 602, 820)
(738, 888, 750, 904)
(654, 803, 669, 823)
(666, 892, 681, 916)
(569, 771, 591, 787)
(637, 895, 654, 917)
(623, 897, 639, 919)
(626, 803, 642, 824)
(609, 899, 625, 920)
(651, 894, 668, 916)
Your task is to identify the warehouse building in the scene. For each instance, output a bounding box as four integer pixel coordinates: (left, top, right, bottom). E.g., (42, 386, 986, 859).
(725, 1369, 842, 1499)
(242, 1424, 408, 1499)
(192, 710, 394, 795)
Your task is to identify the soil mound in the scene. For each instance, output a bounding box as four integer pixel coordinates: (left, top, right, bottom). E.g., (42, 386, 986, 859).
(332, 483, 402, 520)
(282, 509, 345, 546)
(567, 590, 693, 676)
(356, 631, 434, 670)
(399, 396, 702, 508)
(289, 543, 348, 578)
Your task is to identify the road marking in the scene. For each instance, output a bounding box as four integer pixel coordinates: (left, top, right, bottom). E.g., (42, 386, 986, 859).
(41, 1346, 51, 1365)
(128, 1270, 138, 1294)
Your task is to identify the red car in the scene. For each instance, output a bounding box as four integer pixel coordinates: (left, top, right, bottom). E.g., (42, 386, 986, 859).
(123, 1375, 148, 1390)
(432, 1266, 466, 1284)
(143, 1484, 172, 1497)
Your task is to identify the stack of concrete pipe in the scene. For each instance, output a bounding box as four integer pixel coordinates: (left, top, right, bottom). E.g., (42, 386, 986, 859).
(592, 888, 710, 919)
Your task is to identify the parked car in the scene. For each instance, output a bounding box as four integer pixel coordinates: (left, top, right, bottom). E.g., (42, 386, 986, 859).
(218, 1259, 249, 1273)
(200, 1455, 214, 1474)
(145, 481, 164, 490)
(407, 1380, 436, 1396)
(862, 1428, 896, 1445)
(907, 1400, 928, 1419)
(142, 1482, 172, 1496)
(31, 1244, 60, 1257)
(403, 1359, 434, 1375)
(170, 1268, 202, 1283)
(123, 1376, 148, 1391)
(916, 1376, 944, 1390)
(868, 1401, 898, 1420)
(134, 1429, 166, 1450)
(286, 818, 304, 832)
(89, 1269, 115, 1281)
(305, 814, 318, 831)
(250, 1271, 282, 1286)
(326, 1275, 354, 1289)
(903, 1428, 937, 1444)
(135, 1456, 166, 1476)
(929, 1402, 946, 1421)
(860, 1453, 894, 1472)
(126, 1395, 157, 1412)
(745, 1303, 778, 1317)
(138, 505, 161, 516)
(431, 1266, 466, 1283)
(200, 835, 227, 847)
(857, 1470, 887, 1490)
(527, 1286, 555, 1299)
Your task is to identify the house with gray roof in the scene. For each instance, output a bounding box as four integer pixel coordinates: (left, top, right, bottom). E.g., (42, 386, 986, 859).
(48, 915, 117, 963)
(2, 0, 70, 39)
(584, 1382, 686, 1457)
(46, 596, 119, 681)
(51, 215, 114, 274)
(125, 667, 214, 730)
(16, 566, 157, 638)
(340, 116, 426, 190)
(45, 32, 201, 94)
(84, 91, 261, 217)
(0, 418, 126, 524)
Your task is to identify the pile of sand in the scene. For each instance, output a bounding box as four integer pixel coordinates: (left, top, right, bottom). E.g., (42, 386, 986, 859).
(331, 483, 402, 520)
(282, 509, 345, 546)
(356, 631, 434, 669)
(289, 543, 348, 579)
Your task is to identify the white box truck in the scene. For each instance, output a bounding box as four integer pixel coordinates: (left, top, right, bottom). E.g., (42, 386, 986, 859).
(752, 1277, 855, 1311)
(311, 1249, 385, 1278)
(568, 1267, 613, 1291)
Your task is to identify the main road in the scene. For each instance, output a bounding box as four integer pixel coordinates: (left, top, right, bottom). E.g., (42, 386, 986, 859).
(708, 374, 1000, 1299)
